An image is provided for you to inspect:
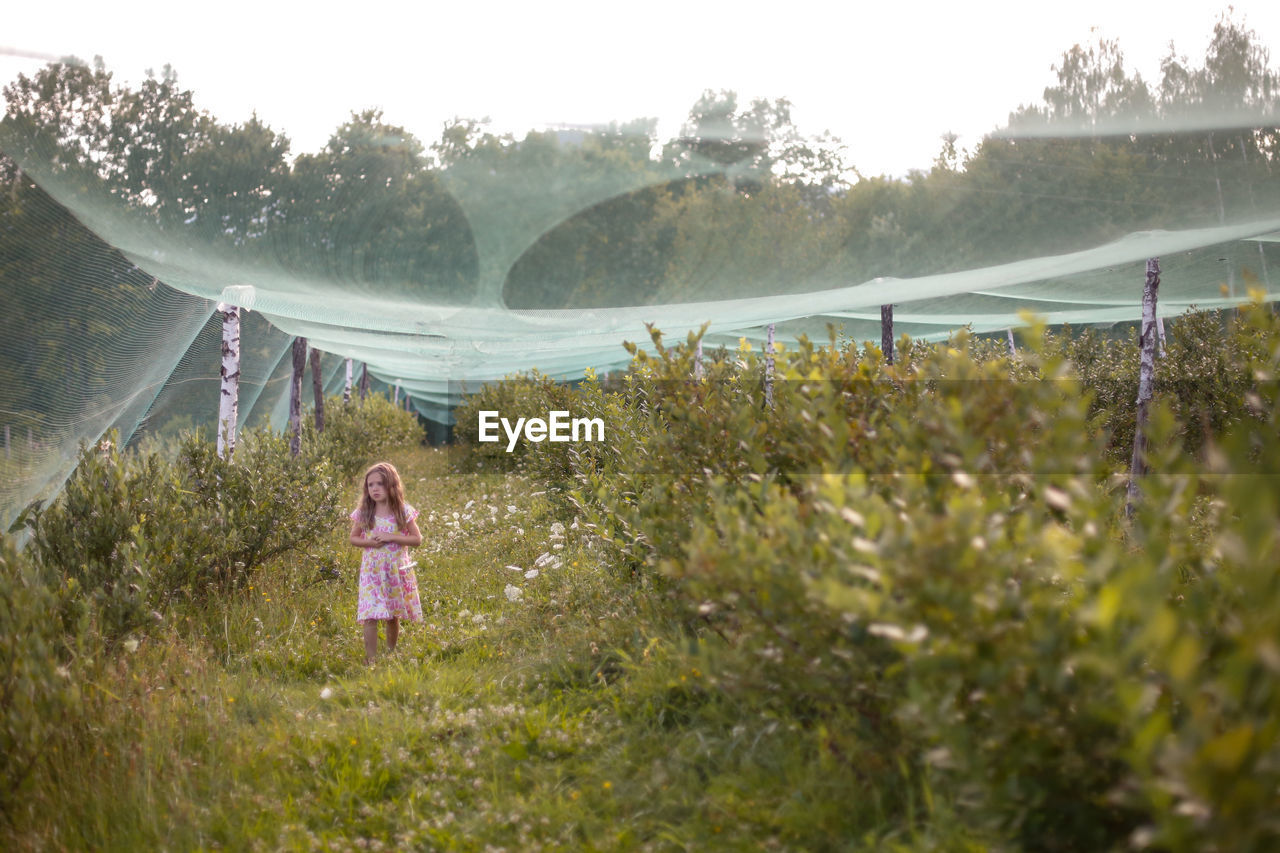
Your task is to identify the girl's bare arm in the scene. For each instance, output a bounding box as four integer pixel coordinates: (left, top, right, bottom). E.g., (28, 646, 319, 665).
(379, 518, 423, 547)
(349, 519, 378, 548)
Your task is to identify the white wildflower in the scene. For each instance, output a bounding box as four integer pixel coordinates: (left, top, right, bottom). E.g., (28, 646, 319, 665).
(1044, 485, 1072, 512)
(505, 565, 524, 573)
(320, 687, 334, 700)
(524, 569, 540, 580)
(867, 623, 928, 643)
(504, 584, 523, 603)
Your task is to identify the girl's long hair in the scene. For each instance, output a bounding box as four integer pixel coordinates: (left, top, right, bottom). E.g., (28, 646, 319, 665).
(355, 462, 409, 532)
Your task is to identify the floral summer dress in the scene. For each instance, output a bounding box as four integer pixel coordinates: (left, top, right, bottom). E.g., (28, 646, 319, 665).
(351, 504, 423, 623)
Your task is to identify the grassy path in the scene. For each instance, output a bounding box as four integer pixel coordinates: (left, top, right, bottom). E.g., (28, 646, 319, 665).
(9, 445, 893, 851)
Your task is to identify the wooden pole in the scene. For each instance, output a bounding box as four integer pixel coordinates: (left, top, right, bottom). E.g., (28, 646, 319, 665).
(1126, 258, 1161, 516)
(764, 324, 775, 409)
(359, 363, 369, 403)
(393, 383, 400, 407)
(1156, 315, 1167, 358)
(344, 359, 353, 404)
(310, 347, 325, 433)
(289, 337, 307, 457)
(694, 339, 704, 381)
(881, 304, 894, 365)
(1006, 328, 1017, 358)
(216, 304, 241, 459)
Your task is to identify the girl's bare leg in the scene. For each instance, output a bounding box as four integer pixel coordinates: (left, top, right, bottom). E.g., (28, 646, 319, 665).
(386, 618, 399, 653)
(363, 620, 379, 664)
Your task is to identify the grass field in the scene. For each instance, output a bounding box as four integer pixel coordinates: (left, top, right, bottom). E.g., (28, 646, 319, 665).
(7, 443, 925, 851)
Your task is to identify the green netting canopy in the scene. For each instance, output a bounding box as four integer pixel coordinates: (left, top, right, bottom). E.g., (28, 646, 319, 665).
(2, 27, 1279, 524)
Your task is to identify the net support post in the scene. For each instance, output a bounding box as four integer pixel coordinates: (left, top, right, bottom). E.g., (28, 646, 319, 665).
(310, 347, 325, 433)
(1126, 258, 1161, 516)
(1007, 328, 1017, 358)
(289, 337, 307, 457)
(764, 323, 775, 409)
(881, 305, 894, 365)
(344, 359, 353, 403)
(216, 303, 241, 460)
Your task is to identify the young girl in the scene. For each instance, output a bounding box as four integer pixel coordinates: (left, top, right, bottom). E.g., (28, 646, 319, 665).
(349, 461, 423, 664)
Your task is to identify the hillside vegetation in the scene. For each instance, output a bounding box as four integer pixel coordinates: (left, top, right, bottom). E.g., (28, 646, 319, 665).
(3, 304, 1279, 850)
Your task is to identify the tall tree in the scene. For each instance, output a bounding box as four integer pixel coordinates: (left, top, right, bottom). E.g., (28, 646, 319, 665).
(280, 109, 476, 299)
(103, 65, 211, 226)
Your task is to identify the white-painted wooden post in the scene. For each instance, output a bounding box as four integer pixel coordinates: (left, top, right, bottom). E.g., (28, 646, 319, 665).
(764, 324, 775, 409)
(216, 303, 241, 459)
(694, 339, 704, 381)
(1156, 316, 1167, 358)
(1007, 328, 1017, 358)
(881, 304, 894, 365)
(289, 337, 307, 457)
(1126, 258, 1161, 516)
(344, 359, 353, 403)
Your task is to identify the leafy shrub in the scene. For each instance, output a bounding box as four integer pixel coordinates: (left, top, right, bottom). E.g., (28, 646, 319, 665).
(0, 535, 82, 821)
(665, 338, 1139, 848)
(22, 434, 160, 643)
(24, 424, 352, 638)
(1093, 302, 1280, 852)
(24, 391, 423, 620)
(450, 302, 1280, 848)
(1050, 306, 1272, 464)
(308, 394, 424, 481)
(163, 427, 343, 595)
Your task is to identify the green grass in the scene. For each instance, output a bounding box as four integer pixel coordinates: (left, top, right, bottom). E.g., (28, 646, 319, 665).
(5, 445, 935, 852)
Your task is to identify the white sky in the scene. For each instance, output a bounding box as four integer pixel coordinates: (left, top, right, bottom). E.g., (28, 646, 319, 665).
(3, 0, 1279, 177)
